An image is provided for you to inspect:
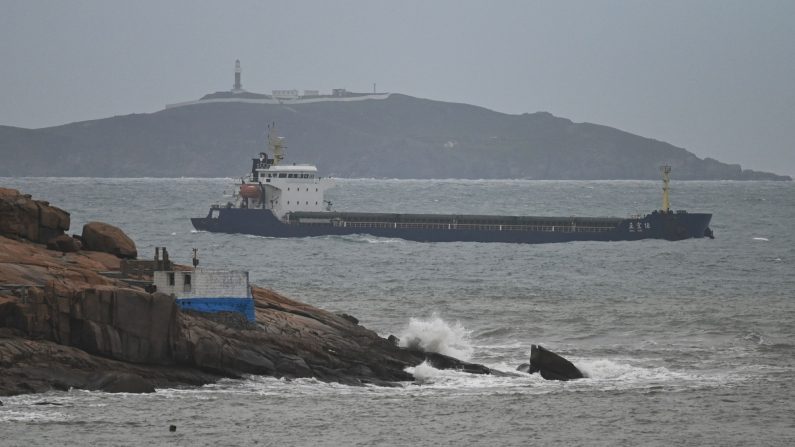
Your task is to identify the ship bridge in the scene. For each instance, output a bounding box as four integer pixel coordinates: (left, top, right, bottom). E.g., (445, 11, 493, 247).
(239, 162, 334, 217)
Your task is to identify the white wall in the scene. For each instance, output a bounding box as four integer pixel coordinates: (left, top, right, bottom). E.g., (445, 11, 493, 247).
(153, 269, 250, 299)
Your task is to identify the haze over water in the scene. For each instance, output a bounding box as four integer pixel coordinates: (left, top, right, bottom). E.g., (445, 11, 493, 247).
(1, 177, 793, 445)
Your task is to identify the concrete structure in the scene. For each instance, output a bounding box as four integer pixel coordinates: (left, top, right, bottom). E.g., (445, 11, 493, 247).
(165, 93, 390, 109)
(233, 59, 243, 91)
(153, 268, 255, 321)
(164, 63, 390, 109)
(272, 89, 300, 99)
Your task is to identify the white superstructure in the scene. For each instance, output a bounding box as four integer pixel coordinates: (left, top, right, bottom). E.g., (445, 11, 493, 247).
(153, 268, 250, 299)
(234, 126, 335, 218)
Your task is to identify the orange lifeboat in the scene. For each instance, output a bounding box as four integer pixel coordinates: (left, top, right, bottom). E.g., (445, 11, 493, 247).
(239, 184, 261, 199)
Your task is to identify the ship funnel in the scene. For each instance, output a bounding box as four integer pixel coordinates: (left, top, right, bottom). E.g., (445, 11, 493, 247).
(660, 165, 672, 213)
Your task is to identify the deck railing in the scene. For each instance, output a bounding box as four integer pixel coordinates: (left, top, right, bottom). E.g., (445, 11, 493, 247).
(293, 220, 616, 233)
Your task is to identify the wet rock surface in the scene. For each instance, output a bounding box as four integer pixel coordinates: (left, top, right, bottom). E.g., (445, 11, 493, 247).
(1, 191, 493, 396)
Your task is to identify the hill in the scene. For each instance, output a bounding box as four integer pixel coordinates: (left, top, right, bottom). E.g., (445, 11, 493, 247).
(0, 94, 789, 180)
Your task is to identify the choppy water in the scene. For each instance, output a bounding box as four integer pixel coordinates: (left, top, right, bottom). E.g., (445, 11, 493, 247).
(2, 177, 794, 446)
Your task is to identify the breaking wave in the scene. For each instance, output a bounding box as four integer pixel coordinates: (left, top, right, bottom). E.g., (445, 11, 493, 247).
(399, 314, 474, 361)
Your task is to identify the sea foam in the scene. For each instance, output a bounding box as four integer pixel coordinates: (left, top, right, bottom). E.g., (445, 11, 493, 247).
(399, 313, 473, 361)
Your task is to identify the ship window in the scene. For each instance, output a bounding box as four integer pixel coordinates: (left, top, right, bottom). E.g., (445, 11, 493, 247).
(278, 173, 286, 178)
(306, 201, 308, 205)
(306, 188, 309, 191)
(316, 188, 318, 192)
(287, 201, 290, 204)
(315, 201, 318, 205)
(184, 274, 192, 292)
(287, 187, 290, 191)
(167, 272, 175, 286)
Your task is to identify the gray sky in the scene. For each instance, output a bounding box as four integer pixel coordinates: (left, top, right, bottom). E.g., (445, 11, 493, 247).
(2, 0, 794, 175)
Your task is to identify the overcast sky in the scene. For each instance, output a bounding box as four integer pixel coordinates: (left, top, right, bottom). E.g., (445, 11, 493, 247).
(1, 0, 793, 175)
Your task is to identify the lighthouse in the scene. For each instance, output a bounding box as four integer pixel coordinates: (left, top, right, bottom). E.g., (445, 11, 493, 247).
(233, 59, 242, 91)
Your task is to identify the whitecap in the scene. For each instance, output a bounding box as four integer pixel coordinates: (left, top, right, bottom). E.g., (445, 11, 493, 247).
(0, 410, 68, 423)
(573, 357, 719, 389)
(399, 313, 473, 360)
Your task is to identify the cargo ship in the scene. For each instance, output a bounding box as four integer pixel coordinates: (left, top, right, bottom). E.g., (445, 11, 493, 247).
(191, 128, 713, 243)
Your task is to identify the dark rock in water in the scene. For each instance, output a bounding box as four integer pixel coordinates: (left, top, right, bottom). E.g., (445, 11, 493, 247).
(32, 401, 64, 406)
(81, 222, 137, 259)
(169, 425, 177, 432)
(419, 351, 492, 375)
(516, 363, 531, 373)
(0, 400, 3, 406)
(387, 335, 400, 346)
(528, 345, 584, 381)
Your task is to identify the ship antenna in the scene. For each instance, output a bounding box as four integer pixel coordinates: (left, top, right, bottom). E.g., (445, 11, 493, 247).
(660, 165, 672, 213)
(268, 124, 286, 166)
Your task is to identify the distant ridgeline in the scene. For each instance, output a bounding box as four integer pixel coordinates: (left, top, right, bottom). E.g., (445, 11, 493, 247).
(0, 87, 789, 179)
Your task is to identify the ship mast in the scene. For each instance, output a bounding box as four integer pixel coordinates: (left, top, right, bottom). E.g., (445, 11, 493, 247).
(660, 165, 671, 213)
(267, 123, 285, 166)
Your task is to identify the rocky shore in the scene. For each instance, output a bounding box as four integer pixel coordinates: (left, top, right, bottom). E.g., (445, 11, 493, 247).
(1, 188, 493, 396)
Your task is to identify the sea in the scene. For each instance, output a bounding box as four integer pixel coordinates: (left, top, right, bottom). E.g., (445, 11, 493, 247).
(1, 177, 793, 446)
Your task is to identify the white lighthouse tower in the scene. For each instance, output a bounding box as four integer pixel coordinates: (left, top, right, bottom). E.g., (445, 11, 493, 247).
(233, 59, 243, 92)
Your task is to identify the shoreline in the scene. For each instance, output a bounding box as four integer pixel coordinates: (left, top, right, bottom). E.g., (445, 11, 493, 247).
(0, 187, 493, 397)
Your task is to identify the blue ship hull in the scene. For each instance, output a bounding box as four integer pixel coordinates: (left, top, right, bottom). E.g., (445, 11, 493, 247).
(191, 208, 713, 243)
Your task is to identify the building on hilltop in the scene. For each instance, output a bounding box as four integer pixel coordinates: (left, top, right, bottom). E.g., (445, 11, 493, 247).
(164, 61, 390, 109)
(232, 59, 244, 93)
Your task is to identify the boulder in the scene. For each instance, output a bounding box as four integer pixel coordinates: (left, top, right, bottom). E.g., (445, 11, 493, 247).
(0, 188, 69, 243)
(46, 234, 81, 253)
(527, 344, 584, 381)
(81, 222, 137, 259)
